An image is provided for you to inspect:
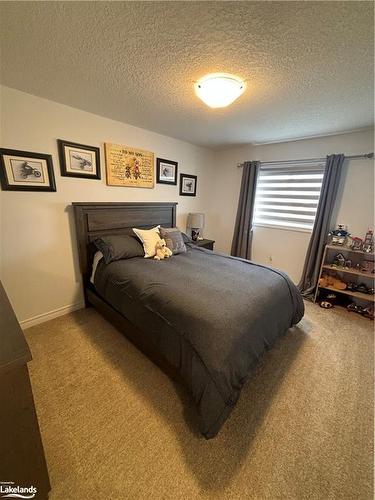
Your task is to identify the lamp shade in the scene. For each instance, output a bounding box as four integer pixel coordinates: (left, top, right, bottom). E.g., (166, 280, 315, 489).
(187, 213, 205, 229)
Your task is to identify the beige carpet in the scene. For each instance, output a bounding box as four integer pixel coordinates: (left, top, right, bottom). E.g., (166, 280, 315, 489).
(25, 302, 373, 500)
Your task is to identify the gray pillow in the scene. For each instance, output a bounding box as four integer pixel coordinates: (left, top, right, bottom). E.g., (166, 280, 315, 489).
(181, 232, 193, 244)
(159, 227, 186, 254)
(94, 234, 144, 264)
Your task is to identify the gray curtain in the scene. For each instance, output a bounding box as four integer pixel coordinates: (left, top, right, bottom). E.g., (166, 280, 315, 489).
(298, 154, 345, 298)
(231, 161, 260, 260)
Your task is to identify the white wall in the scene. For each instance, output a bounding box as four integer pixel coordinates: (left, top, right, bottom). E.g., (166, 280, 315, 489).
(0, 86, 215, 325)
(210, 129, 374, 283)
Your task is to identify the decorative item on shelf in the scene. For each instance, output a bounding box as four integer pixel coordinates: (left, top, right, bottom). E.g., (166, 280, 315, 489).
(346, 282, 374, 295)
(319, 290, 337, 309)
(351, 237, 363, 251)
(328, 224, 350, 246)
(363, 228, 374, 253)
(345, 235, 353, 248)
(0, 148, 56, 192)
(319, 274, 347, 290)
(344, 259, 352, 269)
(361, 260, 374, 274)
(346, 282, 357, 291)
(363, 306, 374, 320)
(347, 302, 374, 320)
(58, 140, 101, 179)
(356, 283, 369, 294)
(332, 253, 346, 267)
(347, 303, 363, 314)
(156, 158, 178, 185)
(187, 213, 205, 241)
(318, 289, 351, 309)
(180, 173, 197, 196)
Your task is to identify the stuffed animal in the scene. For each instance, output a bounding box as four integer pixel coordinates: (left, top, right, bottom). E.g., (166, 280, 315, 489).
(319, 274, 347, 290)
(154, 239, 173, 260)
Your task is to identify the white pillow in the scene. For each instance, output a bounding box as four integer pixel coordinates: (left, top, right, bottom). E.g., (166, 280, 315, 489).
(133, 225, 160, 258)
(90, 251, 103, 284)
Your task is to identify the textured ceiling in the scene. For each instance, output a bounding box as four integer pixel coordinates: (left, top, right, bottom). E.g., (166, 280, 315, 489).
(0, 1, 374, 148)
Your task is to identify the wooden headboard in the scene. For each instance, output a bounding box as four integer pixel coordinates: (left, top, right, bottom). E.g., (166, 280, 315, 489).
(73, 202, 177, 287)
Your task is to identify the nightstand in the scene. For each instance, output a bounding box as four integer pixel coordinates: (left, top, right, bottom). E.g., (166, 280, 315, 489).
(193, 239, 215, 251)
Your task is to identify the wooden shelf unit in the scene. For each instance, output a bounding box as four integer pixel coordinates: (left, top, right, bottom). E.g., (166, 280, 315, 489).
(319, 285, 375, 302)
(325, 244, 375, 256)
(322, 264, 374, 279)
(314, 244, 375, 303)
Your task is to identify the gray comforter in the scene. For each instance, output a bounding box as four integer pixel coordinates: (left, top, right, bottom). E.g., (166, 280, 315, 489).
(94, 244, 304, 438)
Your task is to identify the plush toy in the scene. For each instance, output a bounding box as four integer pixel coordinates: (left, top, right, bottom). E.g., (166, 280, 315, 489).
(331, 277, 347, 290)
(319, 274, 347, 290)
(154, 239, 173, 260)
(319, 275, 329, 287)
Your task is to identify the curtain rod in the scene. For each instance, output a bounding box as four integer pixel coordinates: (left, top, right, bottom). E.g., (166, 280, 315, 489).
(237, 152, 374, 167)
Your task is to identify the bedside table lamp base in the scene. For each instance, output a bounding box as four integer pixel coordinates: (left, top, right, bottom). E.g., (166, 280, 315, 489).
(187, 213, 205, 242)
(191, 228, 202, 241)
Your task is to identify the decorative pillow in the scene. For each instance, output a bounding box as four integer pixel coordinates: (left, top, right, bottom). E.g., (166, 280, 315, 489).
(181, 232, 193, 244)
(132, 225, 161, 258)
(94, 234, 144, 264)
(159, 227, 186, 254)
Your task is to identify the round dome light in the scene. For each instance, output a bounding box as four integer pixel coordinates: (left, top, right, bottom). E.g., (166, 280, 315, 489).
(194, 73, 245, 108)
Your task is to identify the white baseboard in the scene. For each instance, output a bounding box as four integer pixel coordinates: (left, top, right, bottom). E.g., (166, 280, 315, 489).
(20, 301, 85, 329)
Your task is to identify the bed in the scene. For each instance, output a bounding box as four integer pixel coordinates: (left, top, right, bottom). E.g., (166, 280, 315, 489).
(73, 202, 304, 438)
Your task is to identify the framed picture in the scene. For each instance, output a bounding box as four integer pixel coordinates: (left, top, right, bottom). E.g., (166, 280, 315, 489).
(180, 173, 197, 196)
(58, 140, 101, 179)
(156, 158, 178, 185)
(105, 143, 154, 188)
(0, 148, 56, 192)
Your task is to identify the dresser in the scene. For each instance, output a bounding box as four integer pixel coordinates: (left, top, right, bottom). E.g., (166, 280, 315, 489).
(0, 281, 50, 499)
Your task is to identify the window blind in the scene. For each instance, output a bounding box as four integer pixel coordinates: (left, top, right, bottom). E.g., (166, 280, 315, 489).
(253, 164, 325, 231)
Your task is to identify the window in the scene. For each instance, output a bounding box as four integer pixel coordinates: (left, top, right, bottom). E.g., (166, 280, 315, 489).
(253, 163, 325, 231)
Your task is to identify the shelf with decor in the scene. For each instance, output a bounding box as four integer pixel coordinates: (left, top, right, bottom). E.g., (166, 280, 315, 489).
(325, 244, 375, 256)
(322, 264, 374, 279)
(318, 285, 375, 302)
(314, 242, 375, 305)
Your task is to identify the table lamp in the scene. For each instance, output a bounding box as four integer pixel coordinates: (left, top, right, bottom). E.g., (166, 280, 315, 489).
(187, 213, 205, 241)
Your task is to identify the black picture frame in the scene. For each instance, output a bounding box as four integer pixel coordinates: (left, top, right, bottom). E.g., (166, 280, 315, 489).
(156, 158, 178, 185)
(0, 148, 56, 192)
(58, 139, 101, 180)
(179, 173, 197, 196)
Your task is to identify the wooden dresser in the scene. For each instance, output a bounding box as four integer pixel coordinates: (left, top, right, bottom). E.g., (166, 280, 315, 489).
(0, 281, 50, 499)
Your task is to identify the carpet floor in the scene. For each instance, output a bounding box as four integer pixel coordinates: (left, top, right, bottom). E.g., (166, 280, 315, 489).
(24, 302, 373, 500)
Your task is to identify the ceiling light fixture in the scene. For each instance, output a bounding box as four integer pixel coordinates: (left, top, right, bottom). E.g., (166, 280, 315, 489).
(194, 73, 245, 108)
